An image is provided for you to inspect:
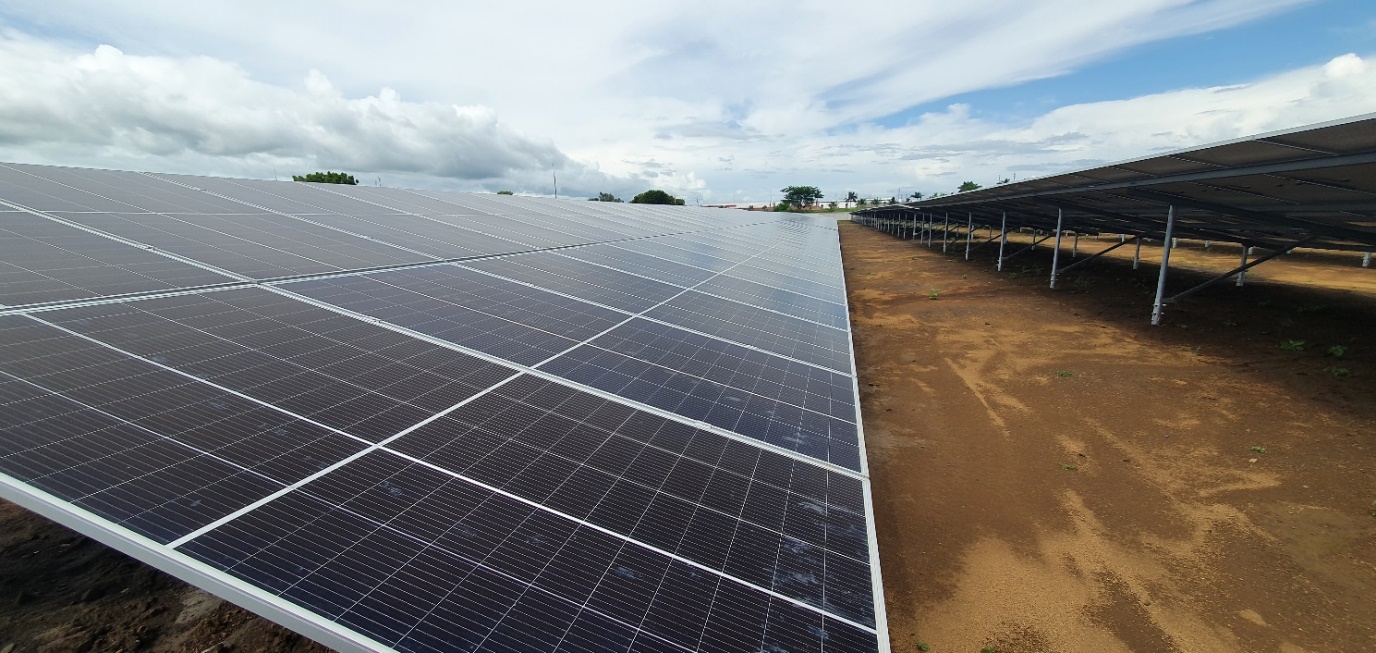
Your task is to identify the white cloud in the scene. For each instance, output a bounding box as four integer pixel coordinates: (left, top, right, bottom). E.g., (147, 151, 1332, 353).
(0, 31, 661, 197)
(0, 0, 1366, 204)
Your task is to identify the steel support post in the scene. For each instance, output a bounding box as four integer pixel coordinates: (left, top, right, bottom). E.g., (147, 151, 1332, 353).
(1049, 209, 1065, 289)
(942, 213, 950, 252)
(1236, 246, 1248, 287)
(1151, 206, 1176, 326)
(1133, 238, 1142, 270)
(910, 212, 917, 240)
(1072, 232, 1079, 257)
(997, 212, 1008, 272)
(1364, 252, 1371, 268)
(964, 212, 973, 260)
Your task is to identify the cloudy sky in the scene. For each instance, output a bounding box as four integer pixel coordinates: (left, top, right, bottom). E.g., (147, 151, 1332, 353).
(1, 0, 1373, 203)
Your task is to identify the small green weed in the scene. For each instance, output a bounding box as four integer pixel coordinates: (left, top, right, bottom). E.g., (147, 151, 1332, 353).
(1296, 304, 1326, 315)
(1328, 345, 1348, 358)
(1329, 367, 1351, 378)
(1055, 370, 1074, 378)
(1279, 339, 1305, 351)
(1222, 319, 1238, 327)
(928, 288, 940, 300)
(916, 643, 930, 652)
(982, 648, 998, 653)
(1250, 445, 1266, 454)
(1060, 463, 1078, 471)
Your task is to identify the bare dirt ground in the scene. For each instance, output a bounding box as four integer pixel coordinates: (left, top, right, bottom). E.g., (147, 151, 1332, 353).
(0, 223, 1372, 653)
(844, 223, 1376, 652)
(0, 501, 327, 652)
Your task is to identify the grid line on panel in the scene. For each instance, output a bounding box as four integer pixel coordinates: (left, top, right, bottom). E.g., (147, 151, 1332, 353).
(565, 321, 856, 426)
(382, 387, 864, 588)
(143, 173, 454, 256)
(553, 238, 852, 331)
(0, 199, 254, 283)
(0, 209, 238, 308)
(684, 288, 850, 332)
(0, 170, 881, 649)
(0, 474, 398, 653)
(18, 313, 380, 446)
(263, 283, 866, 480)
(35, 290, 515, 443)
(311, 184, 623, 249)
(523, 243, 862, 471)
(164, 369, 525, 549)
(368, 448, 877, 634)
(0, 357, 304, 547)
(184, 452, 693, 652)
(281, 182, 575, 253)
(451, 258, 853, 378)
(648, 292, 854, 373)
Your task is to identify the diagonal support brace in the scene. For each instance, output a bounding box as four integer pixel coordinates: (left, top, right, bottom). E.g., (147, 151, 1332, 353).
(1056, 235, 1140, 276)
(1165, 236, 1317, 304)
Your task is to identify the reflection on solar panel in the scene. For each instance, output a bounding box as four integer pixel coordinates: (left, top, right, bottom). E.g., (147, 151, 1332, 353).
(0, 162, 888, 652)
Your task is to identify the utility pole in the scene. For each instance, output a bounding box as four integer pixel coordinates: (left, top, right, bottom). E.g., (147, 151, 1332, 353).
(553, 171, 558, 199)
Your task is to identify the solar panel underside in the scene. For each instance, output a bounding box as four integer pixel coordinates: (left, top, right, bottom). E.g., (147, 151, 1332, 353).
(0, 163, 888, 652)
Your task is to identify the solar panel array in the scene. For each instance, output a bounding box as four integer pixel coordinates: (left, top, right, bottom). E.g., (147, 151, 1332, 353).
(0, 162, 888, 653)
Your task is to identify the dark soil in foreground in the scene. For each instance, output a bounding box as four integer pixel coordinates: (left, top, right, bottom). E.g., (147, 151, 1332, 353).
(1, 223, 1373, 652)
(844, 223, 1376, 652)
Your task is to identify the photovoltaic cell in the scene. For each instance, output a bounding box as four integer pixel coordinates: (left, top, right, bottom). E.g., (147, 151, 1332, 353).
(608, 240, 746, 273)
(575, 318, 855, 420)
(457, 253, 683, 314)
(38, 288, 514, 442)
(562, 245, 718, 287)
(647, 292, 854, 373)
(387, 375, 873, 620)
(693, 276, 850, 329)
(538, 343, 860, 471)
(179, 449, 877, 652)
(722, 264, 850, 305)
(286, 266, 626, 367)
(0, 315, 364, 543)
(0, 212, 232, 307)
(50, 212, 428, 279)
(0, 164, 260, 214)
(0, 161, 886, 653)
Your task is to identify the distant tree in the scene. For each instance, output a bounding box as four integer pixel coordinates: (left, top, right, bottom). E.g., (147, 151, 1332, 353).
(889, 196, 896, 204)
(772, 201, 793, 212)
(630, 189, 684, 205)
(828, 201, 838, 210)
(780, 185, 823, 208)
(856, 198, 868, 207)
(996, 178, 1011, 185)
(293, 171, 358, 185)
(845, 191, 858, 208)
(908, 191, 924, 200)
(957, 181, 982, 192)
(496, 190, 514, 195)
(589, 192, 623, 202)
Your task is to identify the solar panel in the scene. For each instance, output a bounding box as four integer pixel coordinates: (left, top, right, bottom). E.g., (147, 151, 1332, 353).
(0, 163, 889, 652)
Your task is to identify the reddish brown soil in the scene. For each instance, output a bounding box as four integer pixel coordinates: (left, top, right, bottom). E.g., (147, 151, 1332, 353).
(844, 223, 1376, 652)
(1, 225, 1373, 653)
(0, 502, 328, 652)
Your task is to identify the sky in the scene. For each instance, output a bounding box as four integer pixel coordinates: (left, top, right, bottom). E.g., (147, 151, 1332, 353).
(0, 0, 1374, 204)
